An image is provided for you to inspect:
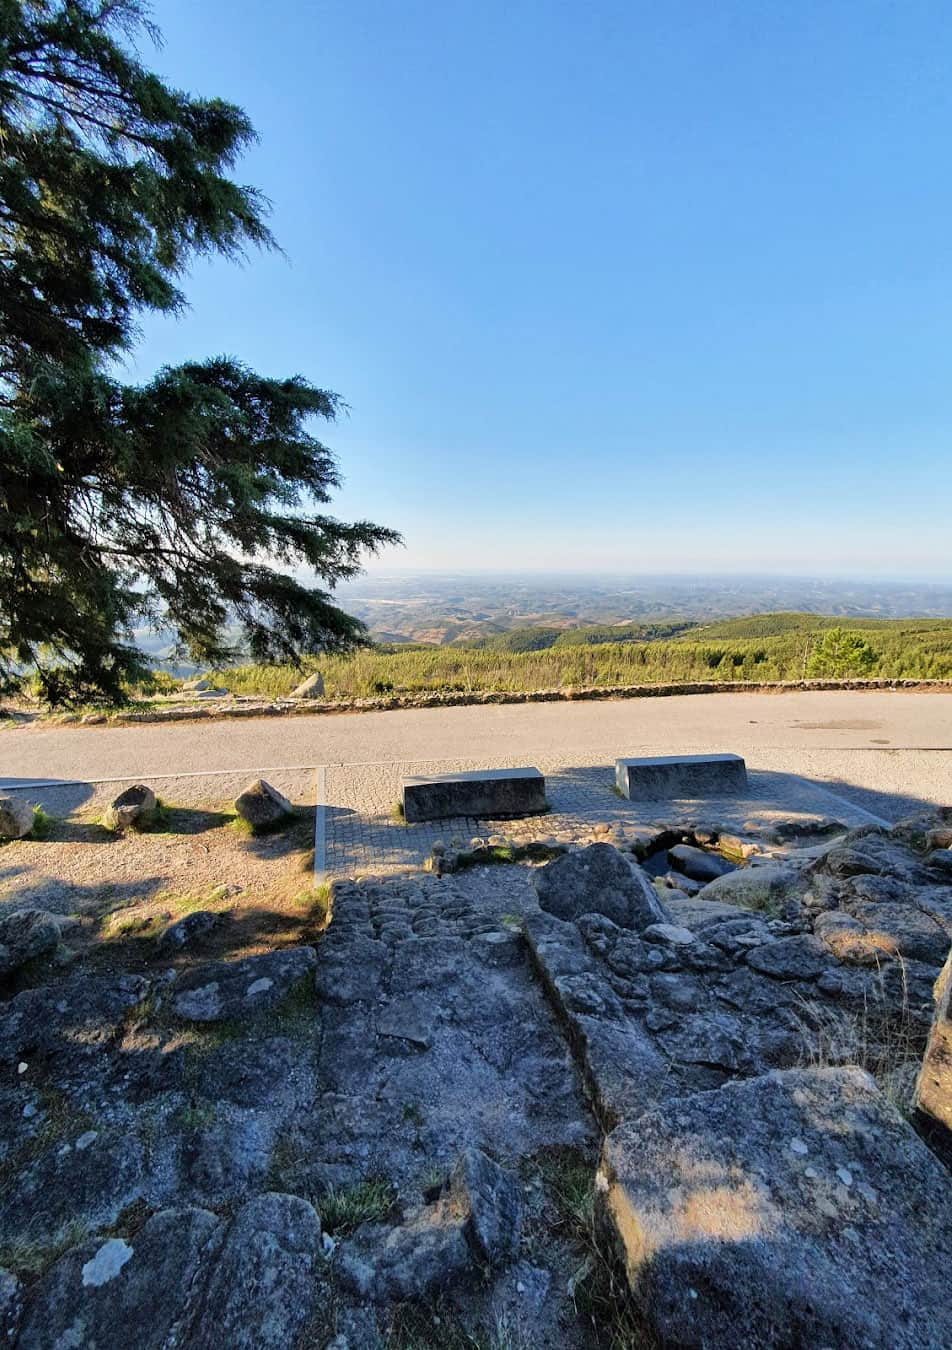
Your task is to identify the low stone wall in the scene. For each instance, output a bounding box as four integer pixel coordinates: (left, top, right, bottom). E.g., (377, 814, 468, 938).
(20, 677, 952, 729)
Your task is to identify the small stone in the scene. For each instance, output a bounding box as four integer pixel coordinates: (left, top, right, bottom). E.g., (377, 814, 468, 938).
(0, 796, 35, 840)
(789, 1138, 809, 1155)
(290, 672, 325, 699)
(102, 784, 156, 831)
(233, 779, 294, 831)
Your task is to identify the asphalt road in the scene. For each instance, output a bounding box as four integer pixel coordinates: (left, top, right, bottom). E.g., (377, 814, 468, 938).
(2, 690, 951, 822)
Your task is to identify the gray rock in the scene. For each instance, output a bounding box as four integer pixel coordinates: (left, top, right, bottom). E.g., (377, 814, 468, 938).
(668, 844, 735, 884)
(839, 876, 951, 967)
(314, 935, 389, 1005)
(745, 935, 832, 981)
(817, 831, 932, 884)
(175, 1116, 274, 1209)
(532, 844, 668, 930)
(171, 946, 317, 1022)
(0, 908, 61, 976)
(661, 870, 702, 895)
(290, 671, 325, 699)
(233, 779, 295, 830)
(642, 923, 696, 947)
(766, 816, 847, 844)
(699, 864, 801, 917)
(0, 1267, 22, 1347)
(0, 795, 33, 840)
(338, 1149, 520, 1302)
(915, 950, 952, 1162)
(102, 783, 156, 831)
(664, 894, 756, 930)
(449, 1147, 522, 1265)
(187, 1193, 321, 1350)
(599, 1066, 952, 1349)
(15, 1207, 222, 1350)
(158, 909, 220, 950)
(0, 1129, 145, 1244)
(338, 1204, 470, 1303)
(0, 973, 149, 1070)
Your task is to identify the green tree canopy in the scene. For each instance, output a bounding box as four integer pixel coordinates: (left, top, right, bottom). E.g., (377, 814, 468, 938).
(806, 628, 878, 679)
(0, 0, 399, 703)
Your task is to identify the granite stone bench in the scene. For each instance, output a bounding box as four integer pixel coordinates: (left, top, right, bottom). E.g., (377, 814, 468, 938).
(401, 767, 547, 822)
(615, 753, 748, 800)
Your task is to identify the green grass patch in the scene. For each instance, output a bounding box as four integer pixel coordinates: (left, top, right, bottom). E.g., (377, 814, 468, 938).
(319, 1177, 395, 1236)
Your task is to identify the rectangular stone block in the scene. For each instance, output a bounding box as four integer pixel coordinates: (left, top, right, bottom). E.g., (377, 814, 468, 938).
(615, 753, 747, 800)
(401, 767, 546, 823)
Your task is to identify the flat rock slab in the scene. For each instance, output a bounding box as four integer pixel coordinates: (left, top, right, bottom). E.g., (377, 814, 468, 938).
(599, 1066, 952, 1349)
(172, 946, 317, 1022)
(616, 754, 748, 800)
(401, 767, 546, 822)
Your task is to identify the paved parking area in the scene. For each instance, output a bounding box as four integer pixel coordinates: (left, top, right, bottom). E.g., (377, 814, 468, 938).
(320, 756, 886, 878)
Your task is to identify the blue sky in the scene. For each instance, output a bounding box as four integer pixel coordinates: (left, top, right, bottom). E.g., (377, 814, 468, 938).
(132, 1, 952, 577)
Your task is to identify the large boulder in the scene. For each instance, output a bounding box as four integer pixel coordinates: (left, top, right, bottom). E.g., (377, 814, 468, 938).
(171, 946, 317, 1022)
(187, 1193, 322, 1349)
(0, 907, 61, 976)
(698, 864, 801, 917)
(290, 672, 324, 699)
(0, 973, 149, 1071)
(668, 844, 735, 884)
(531, 844, 668, 930)
(233, 779, 294, 831)
(15, 1208, 223, 1350)
(599, 1066, 952, 1349)
(915, 950, 952, 1162)
(15, 1194, 323, 1350)
(102, 783, 156, 831)
(0, 795, 34, 840)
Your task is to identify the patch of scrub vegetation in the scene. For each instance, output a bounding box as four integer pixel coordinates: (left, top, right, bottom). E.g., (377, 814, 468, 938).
(319, 1177, 395, 1236)
(208, 613, 952, 700)
(794, 983, 925, 1117)
(385, 1300, 531, 1350)
(0, 1218, 90, 1280)
(530, 1147, 658, 1349)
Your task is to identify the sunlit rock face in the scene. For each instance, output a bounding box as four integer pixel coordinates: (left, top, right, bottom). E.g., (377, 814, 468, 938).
(915, 950, 952, 1163)
(599, 1067, 952, 1350)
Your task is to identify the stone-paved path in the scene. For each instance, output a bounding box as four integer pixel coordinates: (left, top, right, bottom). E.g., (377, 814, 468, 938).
(321, 757, 886, 879)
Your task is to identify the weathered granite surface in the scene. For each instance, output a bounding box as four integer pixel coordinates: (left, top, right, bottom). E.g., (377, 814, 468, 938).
(599, 1067, 952, 1349)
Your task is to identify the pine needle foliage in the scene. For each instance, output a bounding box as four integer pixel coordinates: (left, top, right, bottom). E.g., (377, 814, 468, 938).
(0, 1, 399, 704)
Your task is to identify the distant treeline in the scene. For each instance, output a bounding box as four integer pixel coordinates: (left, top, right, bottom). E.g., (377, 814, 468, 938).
(212, 612, 952, 700)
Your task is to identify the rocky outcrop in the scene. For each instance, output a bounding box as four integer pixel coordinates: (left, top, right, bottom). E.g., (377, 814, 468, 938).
(337, 1149, 521, 1302)
(915, 949, 952, 1162)
(531, 844, 668, 930)
(171, 946, 317, 1022)
(15, 1194, 322, 1350)
(0, 908, 61, 976)
(599, 1067, 952, 1349)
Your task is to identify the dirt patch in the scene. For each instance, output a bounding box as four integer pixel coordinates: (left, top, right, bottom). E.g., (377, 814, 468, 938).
(0, 798, 321, 978)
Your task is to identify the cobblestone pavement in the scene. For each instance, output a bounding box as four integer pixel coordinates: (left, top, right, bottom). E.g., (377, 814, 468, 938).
(322, 756, 885, 879)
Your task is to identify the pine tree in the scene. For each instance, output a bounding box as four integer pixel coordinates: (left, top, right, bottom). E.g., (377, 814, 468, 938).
(0, 1, 399, 703)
